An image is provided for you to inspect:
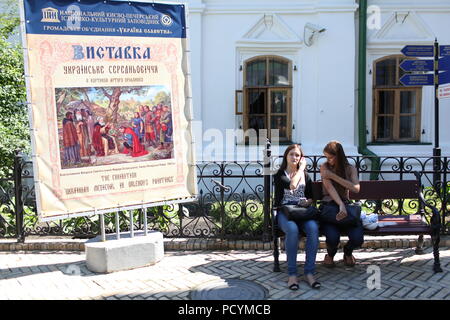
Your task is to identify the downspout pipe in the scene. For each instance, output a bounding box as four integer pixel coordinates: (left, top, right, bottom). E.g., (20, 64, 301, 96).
(358, 0, 380, 180)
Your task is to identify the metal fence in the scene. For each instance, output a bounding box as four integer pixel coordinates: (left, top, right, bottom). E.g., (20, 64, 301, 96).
(0, 147, 449, 242)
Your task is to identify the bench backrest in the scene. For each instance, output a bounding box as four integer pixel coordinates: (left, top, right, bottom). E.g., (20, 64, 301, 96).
(311, 180, 420, 201)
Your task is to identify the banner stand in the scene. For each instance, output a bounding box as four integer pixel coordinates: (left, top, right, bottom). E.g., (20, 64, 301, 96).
(38, 196, 196, 222)
(129, 210, 134, 238)
(20, 0, 197, 224)
(84, 195, 195, 244)
(115, 211, 120, 240)
(142, 203, 148, 236)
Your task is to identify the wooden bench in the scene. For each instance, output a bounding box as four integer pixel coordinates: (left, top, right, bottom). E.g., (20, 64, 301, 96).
(272, 172, 443, 273)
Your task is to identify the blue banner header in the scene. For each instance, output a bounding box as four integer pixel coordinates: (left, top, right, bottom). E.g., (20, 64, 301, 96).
(23, 0, 186, 38)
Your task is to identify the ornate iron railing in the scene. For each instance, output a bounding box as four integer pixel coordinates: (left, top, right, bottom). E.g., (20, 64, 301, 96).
(0, 149, 449, 241)
(0, 178, 16, 238)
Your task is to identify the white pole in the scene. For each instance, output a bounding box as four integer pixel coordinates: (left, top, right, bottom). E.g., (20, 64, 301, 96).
(129, 210, 134, 238)
(100, 214, 106, 242)
(115, 210, 120, 240)
(143, 204, 148, 236)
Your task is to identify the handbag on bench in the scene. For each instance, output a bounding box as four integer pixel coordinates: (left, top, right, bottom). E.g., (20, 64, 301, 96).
(281, 204, 319, 223)
(319, 201, 362, 227)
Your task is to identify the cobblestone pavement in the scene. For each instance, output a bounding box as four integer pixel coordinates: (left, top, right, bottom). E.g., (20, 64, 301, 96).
(0, 246, 449, 300)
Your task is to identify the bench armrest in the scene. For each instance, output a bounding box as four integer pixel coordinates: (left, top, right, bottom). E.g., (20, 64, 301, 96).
(413, 171, 441, 232)
(272, 206, 279, 219)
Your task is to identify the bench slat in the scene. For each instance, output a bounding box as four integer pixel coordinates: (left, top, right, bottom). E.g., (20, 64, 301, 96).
(274, 215, 430, 237)
(312, 180, 420, 200)
(365, 227, 430, 235)
(350, 180, 419, 200)
(363, 214, 430, 235)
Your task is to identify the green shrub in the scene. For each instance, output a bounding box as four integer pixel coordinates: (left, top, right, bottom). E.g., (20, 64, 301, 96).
(0, 3, 29, 178)
(208, 200, 264, 237)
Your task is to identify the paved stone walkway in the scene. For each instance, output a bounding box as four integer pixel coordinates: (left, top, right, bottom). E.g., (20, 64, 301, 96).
(1, 246, 449, 300)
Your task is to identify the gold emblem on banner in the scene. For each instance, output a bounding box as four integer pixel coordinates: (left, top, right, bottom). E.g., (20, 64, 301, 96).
(41, 7, 60, 23)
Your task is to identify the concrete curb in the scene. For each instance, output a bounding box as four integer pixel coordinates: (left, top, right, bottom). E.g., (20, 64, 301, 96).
(1, 235, 449, 252)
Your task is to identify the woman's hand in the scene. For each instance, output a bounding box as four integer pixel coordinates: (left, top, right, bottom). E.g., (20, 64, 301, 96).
(288, 157, 306, 190)
(299, 157, 307, 171)
(289, 175, 299, 190)
(336, 202, 348, 221)
(298, 198, 312, 207)
(320, 165, 334, 180)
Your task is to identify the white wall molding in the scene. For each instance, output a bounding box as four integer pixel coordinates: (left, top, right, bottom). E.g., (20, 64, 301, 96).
(369, 11, 435, 44)
(201, 0, 357, 15)
(367, 0, 450, 13)
(239, 13, 303, 43)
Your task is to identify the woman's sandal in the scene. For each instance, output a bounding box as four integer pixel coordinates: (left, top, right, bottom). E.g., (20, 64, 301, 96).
(323, 254, 335, 268)
(288, 283, 299, 291)
(309, 281, 321, 289)
(305, 275, 321, 290)
(288, 276, 299, 291)
(343, 254, 356, 267)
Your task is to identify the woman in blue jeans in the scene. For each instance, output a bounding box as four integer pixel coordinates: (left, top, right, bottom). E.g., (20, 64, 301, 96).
(320, 141, 364, 267)
(274, 144, 320, 290)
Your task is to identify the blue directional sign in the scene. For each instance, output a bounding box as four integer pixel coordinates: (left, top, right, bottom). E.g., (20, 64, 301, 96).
(399, 74, 433, 86)
(439, 55, 450, 70)
(440, 71, 450, 85)
(440, 45, 450, 57)
(400, 59, 433, 72)
(400, 72, 450, 85)
(401, 45, 434, 57)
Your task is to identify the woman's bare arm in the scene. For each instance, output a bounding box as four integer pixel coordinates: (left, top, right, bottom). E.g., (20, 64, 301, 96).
(320, 165, 348, 220)
(321, 165, 360, 194)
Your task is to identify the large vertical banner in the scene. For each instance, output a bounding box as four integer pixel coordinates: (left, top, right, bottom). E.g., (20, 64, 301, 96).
(20, 0, 197, 221)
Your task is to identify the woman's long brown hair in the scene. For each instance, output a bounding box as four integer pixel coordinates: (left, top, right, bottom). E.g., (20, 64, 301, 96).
(323, 140, 349, 198)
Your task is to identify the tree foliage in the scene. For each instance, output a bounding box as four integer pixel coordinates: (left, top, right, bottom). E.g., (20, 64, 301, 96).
(154, 90, 171, 106)
(0, 2, 29, 178)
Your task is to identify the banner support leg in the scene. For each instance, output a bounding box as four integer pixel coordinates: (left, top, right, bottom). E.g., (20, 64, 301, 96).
(130, 210, 134, 238)
(115, 210, 120, 240)
(98, 209, 106, 242)
(143, 204, 148, 236)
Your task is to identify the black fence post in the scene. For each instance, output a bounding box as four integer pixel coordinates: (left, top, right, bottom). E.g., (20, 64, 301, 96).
(399, 157, 405, 215)
(13, 151, 25, 243)
(178, 204, 184, 237)
(443, 157, 448, 234)
(262, 139, 272, 242)
(219, 163, 225, 239)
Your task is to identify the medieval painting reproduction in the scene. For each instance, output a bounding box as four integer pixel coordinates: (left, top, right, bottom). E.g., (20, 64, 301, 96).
(20, 0, 197, 220)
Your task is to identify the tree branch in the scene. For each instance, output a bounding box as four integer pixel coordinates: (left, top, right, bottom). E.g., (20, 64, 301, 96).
(99, 87, 112, 99)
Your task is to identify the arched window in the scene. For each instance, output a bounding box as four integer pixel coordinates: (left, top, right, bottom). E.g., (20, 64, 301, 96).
(372, 55, 422, 142)
(243, 56, 292, 143)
